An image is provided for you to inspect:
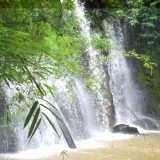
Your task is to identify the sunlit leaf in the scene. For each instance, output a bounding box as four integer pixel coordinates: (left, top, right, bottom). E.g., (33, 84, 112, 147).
(43, 84, 55, 98)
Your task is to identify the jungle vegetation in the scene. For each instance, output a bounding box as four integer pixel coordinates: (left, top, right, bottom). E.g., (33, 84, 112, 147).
(82, 0, 160, 108)
(0, 0, 86, 140)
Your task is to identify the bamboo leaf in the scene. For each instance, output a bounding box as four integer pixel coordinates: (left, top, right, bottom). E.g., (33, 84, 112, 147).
(41, 49, 56, 59)
(33, 72, 46, 81)
(28, 118, 41, 142)
(40, 104, 62, 122)
(1, 77, 10, 87)
(28, 107, 40, 138)
(40, 98, 58, 111)
(14, 31, 30, 37)
(24, 101, 39, 128)
(43, 84, 55, 98)
(41, 67, 54, 74)
(42, 112, 60, 137)
(39, 85, 47, 96)
(38, 53, 43, 63)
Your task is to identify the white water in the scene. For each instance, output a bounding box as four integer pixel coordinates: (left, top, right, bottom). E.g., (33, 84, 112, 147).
(106, 21, 139, 124)
(0, 1, 112, 157)
(106, 21, 159, 129)
(0, 132, 134, 160)
(74, 0, 113, 130)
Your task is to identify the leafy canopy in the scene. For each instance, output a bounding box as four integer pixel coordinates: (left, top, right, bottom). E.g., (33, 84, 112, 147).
(0, 0, 111, 141)
(0, 0, 87, 140)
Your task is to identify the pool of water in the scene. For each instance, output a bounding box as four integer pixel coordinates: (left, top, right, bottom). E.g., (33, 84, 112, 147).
(43, 133, 160, 160)
(1, 132, 160, 160)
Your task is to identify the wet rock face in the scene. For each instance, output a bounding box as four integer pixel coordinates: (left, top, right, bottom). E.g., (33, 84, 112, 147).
(133, 117, 159, 130)
(0, 95, 5, 120)
(0, 96, 17, 153)
(112, 124, 139, 134)
(0, 129, 18, 153)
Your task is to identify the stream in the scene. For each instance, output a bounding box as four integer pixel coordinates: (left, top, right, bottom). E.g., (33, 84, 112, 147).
(1, 132, 160, 160)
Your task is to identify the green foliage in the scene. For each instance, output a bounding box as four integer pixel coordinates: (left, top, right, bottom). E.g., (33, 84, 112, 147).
(91, 34, 114, 53)
(1, 0, 159, 143)
(83, 78, 98, 89)
(124, 50, 157, 75)
(0, 0, 89, 141)
(128, 3, 160, 106)
(136, 8, 160, 47)
(23, 99, 61, 141)
(0, 0, 73, 9)
(24, 101, 39, 129)
(124, 50, 160, 103)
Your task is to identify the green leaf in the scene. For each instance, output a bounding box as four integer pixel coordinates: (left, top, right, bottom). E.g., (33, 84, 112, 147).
(43, 84, 55, 98)
(28, 107, 40, 138)
(24, 101, 39, 128)
(60, 150, 68, 160)
(60, 150, 68, 156)
(40, 98, 58, 111)
(39, 85, 47, 96)
(28, 118, 41, 142)
(1, 77, 10, 87)
(42, 112, 60, 137)
(41, 67, 54, 74)
(38, 53, 43, 63)
(41, 49, 55, 59)
(40, 104, 61, 122)
(33, 72, 46, 81)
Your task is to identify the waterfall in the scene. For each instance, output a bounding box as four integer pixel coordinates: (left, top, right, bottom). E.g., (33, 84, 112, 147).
(106, 20, 160, 130)
(1, 1, 160, 157)
(74, 0, 114, 129)
(0, 2, 114, 154)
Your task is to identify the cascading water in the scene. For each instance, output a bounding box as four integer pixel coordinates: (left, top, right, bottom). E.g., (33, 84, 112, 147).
(1, 2, 160, 159)
(106, 20, 160, 130)
(53, 1, 115, 144)
(0, 2, 114, 155)
(74, 0, 114, 130)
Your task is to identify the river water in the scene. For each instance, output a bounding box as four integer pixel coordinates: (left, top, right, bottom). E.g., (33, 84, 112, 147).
(42, 133, 160, 160)
(1, 133, 160, 160)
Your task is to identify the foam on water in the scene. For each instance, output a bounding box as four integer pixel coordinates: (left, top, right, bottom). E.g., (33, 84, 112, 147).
(1, 128, 160, 160)
(0, 131, 135, 160)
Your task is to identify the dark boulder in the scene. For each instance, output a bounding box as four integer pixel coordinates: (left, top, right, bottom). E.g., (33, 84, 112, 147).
(112, 124, 139, 134)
